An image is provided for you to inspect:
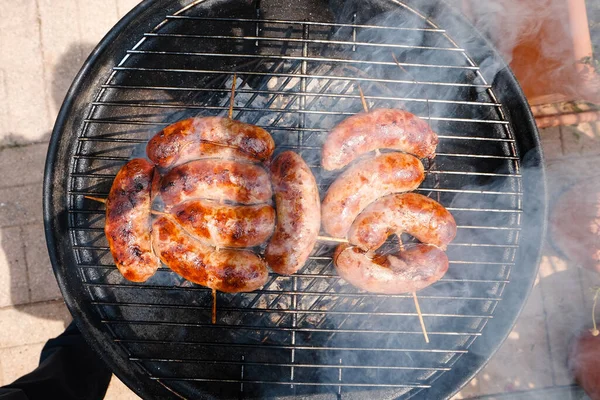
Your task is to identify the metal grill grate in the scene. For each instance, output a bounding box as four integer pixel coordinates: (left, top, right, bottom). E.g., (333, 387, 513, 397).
(45, 0, 543, 399)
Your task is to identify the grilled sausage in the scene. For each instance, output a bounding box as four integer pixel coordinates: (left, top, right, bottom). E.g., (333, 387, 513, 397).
(152, 216, 269, 292)
(334, 244, 448, 294)
(349, 193, 457, 252)
(265, 151, 321, 275)
(147, 117, 275, 169)
(105, 158, 160, 282)
(322, 108, 438, 171)
(160, 159, 272, 208)
(170, 200, 275, 248)
(321, 152, 425, 238)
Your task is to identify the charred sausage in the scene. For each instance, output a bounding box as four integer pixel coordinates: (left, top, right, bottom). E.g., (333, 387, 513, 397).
(322, 108, 438, 171)
(348, 193, 457, 251)
(170, 200, 275, 248)
(152, 216, 269, 292)
(160, 159, 272, 208)
(147, 117, 275, 169)
(321, 152, 425, 238)
(265, 151, 321, 275)
(333, 244, 448, 294)
(105, 158, 160, 282)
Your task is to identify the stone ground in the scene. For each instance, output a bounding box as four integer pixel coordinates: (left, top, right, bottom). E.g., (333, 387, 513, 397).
(0, 1, 598, 399)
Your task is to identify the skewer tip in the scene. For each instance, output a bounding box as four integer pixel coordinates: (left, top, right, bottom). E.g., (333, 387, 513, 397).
(212, 288, 217, 325)
(412, 292, 430, 343)
(84, 195, 107, 204)
(228, 73, 238, 119)
(357, 85, 369, 113)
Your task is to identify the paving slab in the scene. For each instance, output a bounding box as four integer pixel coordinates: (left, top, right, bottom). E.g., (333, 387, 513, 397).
(561, 122, 600, 158)
(36, 0, 90, 119)
(105, 375, 142, 400)
(24, 223, 62, 303)
(76, 0, 120, 45)
(0, 301, 71, 348)
(0, 0, 51, 144)
(0, 69, 7, 137)
(117, 0, 142, 18)
(0, 143, 47, 189)
(539, 126, 564, 161)
(0, 183, 43, 228)
(0, 226, 28, 307)
(0, 342, 45, 387)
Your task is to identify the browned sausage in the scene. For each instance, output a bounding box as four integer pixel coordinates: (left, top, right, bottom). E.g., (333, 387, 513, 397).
(152, 216, 269, 292)
(322, 109, 438, 171)
(146, 117, 275, 169)
(265, 151, 321, 275)
(348, 193, 457, 251)
(160, 159, 272, 208)
(321, 152, 425, 238)
(170, 200, 275, 248)
(105, 158, 160, 282)
(333, 244, 448, 294)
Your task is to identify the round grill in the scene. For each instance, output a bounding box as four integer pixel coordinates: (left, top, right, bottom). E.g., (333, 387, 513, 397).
(44, 0, 547, 398)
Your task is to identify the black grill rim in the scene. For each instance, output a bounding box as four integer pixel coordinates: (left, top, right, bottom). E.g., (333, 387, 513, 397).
(43, 0, 547, 399)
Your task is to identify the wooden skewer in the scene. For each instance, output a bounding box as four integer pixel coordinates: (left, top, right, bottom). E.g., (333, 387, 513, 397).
(357, 86, 380, 156)
(413, 291, 429, 343)
(317, 235, 349, 244)
(84, 195, 106, 204)
(358, 85, 369, 113)
(392, 53, 416, 82)
(228, 73, 237, 119)
(397, 239, 428, 343)
(86, 197, 343, 244)
(212, 288, 217, 324)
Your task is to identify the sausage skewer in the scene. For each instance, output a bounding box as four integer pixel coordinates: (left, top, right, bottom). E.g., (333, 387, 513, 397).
(336, 85, 431, 343)
(366, 73, 430, 344)
(213, 73, 237, 325)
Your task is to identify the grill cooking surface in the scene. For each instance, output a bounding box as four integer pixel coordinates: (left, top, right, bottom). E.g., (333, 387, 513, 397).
(46, 0, 544, 399)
